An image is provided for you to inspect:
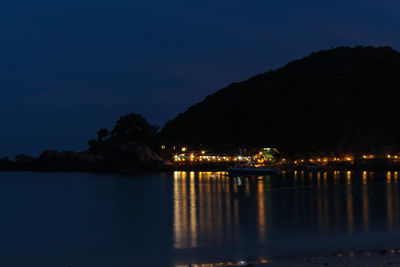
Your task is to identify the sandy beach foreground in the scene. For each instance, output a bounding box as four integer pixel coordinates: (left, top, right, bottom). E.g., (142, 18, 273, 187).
(252, 249, 400, 267)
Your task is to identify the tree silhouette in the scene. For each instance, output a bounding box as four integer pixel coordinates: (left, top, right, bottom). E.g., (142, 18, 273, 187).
(110, 113, 159, 145)
(88, 113, 159, 153)
(97, 128, 109, 142)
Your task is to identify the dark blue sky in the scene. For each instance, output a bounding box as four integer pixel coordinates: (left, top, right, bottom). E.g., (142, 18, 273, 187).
(1, 0, 399, 157)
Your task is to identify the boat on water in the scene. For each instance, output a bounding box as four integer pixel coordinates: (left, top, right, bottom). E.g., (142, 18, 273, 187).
(227, 167, 279, 175)
(227, 150, 280, 175)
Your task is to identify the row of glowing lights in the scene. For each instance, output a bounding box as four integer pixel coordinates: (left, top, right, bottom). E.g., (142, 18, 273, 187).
(176, 170, 399, 177)
(175, 156, 356, 164)
(174, 150, 400, 163)
(361, 154, 399, 159)
(290, 157, 353, 164)
(285, 154, 400, 164)
(174, 154, 252, 162)
(175, 155, 400, 163)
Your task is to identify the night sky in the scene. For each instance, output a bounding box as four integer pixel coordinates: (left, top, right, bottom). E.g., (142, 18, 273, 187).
(1, 0, 399, 157)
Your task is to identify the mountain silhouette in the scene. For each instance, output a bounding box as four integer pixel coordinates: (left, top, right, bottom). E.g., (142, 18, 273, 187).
(161, 46, 400, 157)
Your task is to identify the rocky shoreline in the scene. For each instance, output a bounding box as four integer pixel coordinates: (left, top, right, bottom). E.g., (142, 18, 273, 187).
(1, 156, 399, 173)
(0, 143, 169, 173)
(176, 249, 400, 267)
(251, 249, 400, 267)
(0, 146, 399, 174)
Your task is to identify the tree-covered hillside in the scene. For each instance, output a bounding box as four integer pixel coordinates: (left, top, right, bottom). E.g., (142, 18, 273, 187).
(160, 46, 400, 157)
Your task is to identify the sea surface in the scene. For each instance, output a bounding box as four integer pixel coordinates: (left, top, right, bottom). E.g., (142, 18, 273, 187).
(1, 170, 400, 266)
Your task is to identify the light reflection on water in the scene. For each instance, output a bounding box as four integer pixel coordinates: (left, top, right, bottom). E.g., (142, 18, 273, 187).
(172, 170, 400, 266)
(174, 171, 238, 249)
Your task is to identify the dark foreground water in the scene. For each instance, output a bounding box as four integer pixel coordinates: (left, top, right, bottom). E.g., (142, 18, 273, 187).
(1, 171, 400, 266)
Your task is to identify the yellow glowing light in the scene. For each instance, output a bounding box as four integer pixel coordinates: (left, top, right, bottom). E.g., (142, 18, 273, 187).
(182, 147, 187, 152)
(201, 150, 205, 154)
(387, 154, 392, 159)
(161, 145, 166, 149)
(347, 171, 351, 180)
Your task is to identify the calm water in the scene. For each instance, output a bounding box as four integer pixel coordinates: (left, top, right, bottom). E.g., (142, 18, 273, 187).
(1, 171, 400, 266)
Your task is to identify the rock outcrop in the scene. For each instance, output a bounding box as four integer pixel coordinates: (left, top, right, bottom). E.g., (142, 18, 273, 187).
(2, 142, 166, 173)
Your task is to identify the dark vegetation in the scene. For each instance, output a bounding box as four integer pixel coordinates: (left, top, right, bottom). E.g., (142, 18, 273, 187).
(0, 114, 164, 172)
(2, 46, 400, 172)
(160, 46, 400, 158)
(86, 113, 163, 171)
(88, 113, 159, 154)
